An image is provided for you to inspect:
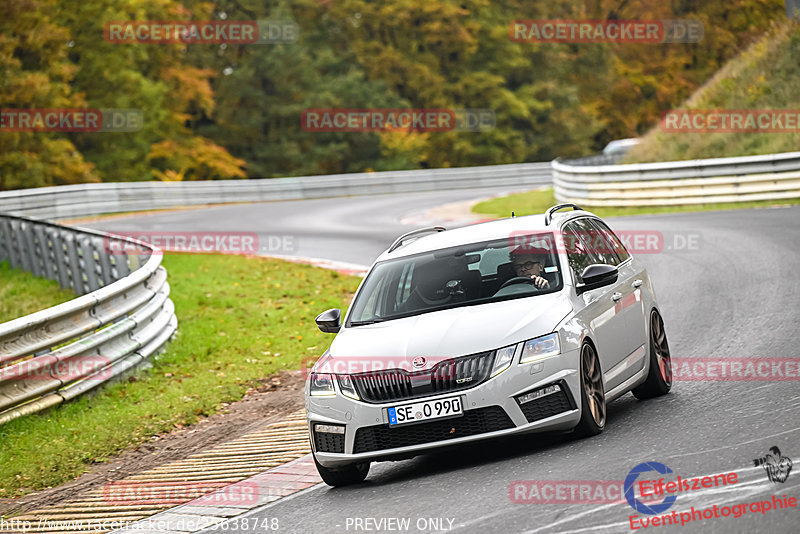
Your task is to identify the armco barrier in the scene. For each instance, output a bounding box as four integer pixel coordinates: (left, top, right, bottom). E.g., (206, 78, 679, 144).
(0, 214, 177, 425)
(0, 163, 553, 220)
(553, 151, 800, 206)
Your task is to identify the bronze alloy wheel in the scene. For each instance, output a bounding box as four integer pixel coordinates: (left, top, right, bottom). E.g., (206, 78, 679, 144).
(633, 309, 674, 400)
(651, 311, 673, 387)
(581, 343, 606, 428)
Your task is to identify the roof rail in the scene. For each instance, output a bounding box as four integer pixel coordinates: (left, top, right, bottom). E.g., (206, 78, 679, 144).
(544, 203, 583, 226)
(388, 227, 446, 253)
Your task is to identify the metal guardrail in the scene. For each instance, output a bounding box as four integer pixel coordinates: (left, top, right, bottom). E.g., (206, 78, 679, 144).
(0, 163, 553, 219)
(0, 214, 177, 425)
(552, 151, 800, 206)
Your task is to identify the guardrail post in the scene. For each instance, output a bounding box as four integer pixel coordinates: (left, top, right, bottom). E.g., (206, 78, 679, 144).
(34, 225, 57, 281)
(62, 231, 85, 295)
(48, 227, 72, 289)
(28, 224, 48, 278)
(18, 220, 38, 274)
(95, 236, 116, 286)
(110, 247, 131, 279)
(4, 219, 24, 270)
(0, 218, 10, 263)
(77, 234, 101, 292)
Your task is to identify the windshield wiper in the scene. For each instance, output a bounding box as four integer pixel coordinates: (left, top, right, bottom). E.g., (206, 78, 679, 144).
(349, 318, 389, 326)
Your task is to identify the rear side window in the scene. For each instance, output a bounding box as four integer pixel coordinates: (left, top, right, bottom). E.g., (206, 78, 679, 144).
(568, 218, 620, 267)
(588, 219, 630, 264)
(562, 222, 600, 283)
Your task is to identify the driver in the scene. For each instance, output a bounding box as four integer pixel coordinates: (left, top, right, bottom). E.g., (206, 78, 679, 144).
(510, 248, 550, 289)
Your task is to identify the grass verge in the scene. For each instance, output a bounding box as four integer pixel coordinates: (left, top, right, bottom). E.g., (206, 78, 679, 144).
(0, 254, 360, 498)
(472, 187, 800, 219)
(624, 22, 800, 163)
(0, 262, 75, 324)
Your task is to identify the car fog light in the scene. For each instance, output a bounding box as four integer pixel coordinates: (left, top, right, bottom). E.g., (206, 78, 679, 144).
(315, 423, 345, 434)
(518, 384, 561, 405)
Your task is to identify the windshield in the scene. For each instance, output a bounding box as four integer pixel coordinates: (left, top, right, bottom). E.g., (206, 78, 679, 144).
(347, 233, 563, 326)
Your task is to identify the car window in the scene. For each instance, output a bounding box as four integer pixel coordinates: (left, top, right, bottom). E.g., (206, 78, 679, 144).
(568, 218, 620, 266)
(562, 222, 601, 283)
(589, 219, 631, 263)
(347, 233, 564, 326)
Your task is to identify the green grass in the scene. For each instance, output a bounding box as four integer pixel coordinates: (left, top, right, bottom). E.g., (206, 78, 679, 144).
(625, 22, 800, 163)
(0, 254, 360, 498)
(472, 187, 800, 219)
(0, 262, 75, 323)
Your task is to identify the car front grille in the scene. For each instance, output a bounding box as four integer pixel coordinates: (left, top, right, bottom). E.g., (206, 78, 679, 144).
(314, 430, 345, 453)
(351, 351, 495, 404)
(517, 382, 575, 424)
(353, 406, 514, 454)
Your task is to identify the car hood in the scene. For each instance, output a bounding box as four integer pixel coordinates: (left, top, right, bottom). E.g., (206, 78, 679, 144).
(326, 293, 571, 366)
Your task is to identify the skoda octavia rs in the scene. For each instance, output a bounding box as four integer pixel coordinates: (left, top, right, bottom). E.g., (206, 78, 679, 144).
(306, 204, 672, 486)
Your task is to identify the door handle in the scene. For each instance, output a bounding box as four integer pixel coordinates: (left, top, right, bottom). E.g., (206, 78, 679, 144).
(632, 279, 643, 288)
(612, 292, 622, 301)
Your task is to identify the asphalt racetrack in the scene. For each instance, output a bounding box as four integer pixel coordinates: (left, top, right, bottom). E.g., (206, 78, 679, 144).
(86, 192, 800, 534)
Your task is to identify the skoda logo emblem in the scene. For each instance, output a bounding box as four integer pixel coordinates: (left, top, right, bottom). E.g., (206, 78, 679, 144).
(412, 357, 426, 369)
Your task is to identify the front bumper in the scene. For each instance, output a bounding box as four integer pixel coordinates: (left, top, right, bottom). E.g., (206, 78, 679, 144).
(306, 347, 581, 468)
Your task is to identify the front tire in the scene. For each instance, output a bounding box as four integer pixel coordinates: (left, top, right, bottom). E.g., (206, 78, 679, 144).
(574, 342, 606, 437)
(632, 310, 673, 400)
(313, 452, 370, 487)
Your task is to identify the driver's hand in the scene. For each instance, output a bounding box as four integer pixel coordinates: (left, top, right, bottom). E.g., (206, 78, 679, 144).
(530, 275, 549, 289)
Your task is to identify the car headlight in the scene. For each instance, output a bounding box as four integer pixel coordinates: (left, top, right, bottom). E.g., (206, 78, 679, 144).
(336, 374, 360, 400)
(309, 373, 336, 396)
(520, 333, 561, 363)
(491, 344, 517, 377)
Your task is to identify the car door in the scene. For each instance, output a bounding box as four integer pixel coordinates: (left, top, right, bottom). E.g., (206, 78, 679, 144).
(583, 218, 649, 386)
(562, 220, 631, 391)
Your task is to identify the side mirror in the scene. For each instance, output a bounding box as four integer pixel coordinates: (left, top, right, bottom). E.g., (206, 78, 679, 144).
(576, 264, 618, 295)
(315, 308, 341, 333)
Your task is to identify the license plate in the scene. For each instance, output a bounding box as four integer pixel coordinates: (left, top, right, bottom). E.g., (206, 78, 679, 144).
(387, 396, 463, 426)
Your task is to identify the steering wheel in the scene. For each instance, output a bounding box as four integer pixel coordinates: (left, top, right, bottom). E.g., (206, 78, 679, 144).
(499, 276, 538, 290)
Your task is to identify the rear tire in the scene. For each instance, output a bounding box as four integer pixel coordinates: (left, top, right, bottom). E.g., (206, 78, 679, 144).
(574, 342, 606, 438)
(313, 452, 370, 487)
(632, 310, 673, 400)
